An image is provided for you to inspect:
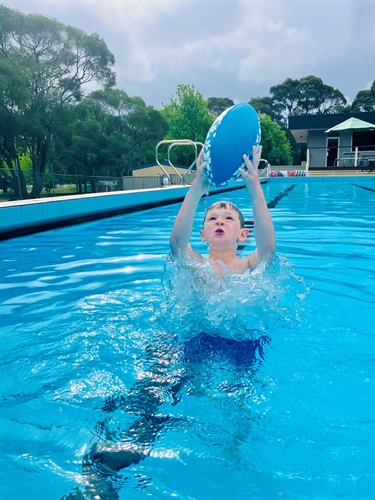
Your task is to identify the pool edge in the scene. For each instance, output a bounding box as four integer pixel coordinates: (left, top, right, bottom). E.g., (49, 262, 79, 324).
(0, 183, 249, 241)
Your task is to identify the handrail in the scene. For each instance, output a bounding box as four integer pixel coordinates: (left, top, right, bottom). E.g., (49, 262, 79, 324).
(155, 140, 204, 184)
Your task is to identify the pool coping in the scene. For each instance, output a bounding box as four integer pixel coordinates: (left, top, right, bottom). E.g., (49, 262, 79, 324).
(1, 175, 374, 241)
(0, 182, 249, 241)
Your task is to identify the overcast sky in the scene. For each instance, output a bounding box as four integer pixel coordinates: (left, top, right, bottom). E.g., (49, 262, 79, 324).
(3, 0, 375, 109)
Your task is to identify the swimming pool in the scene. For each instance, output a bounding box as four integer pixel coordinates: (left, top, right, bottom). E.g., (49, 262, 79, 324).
(1, 178, 374, 499)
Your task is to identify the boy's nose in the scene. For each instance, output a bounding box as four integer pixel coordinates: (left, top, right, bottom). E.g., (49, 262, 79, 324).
(216, 220, 223, 225)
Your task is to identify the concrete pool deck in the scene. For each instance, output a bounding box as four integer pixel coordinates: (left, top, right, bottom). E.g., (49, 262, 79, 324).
(0, 182, 248, 241)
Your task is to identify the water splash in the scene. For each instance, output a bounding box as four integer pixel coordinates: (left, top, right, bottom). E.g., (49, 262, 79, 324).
(160, 253, 310, 342)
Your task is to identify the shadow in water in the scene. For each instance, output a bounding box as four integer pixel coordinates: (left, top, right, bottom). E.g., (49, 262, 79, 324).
(62, 331, 270, 499)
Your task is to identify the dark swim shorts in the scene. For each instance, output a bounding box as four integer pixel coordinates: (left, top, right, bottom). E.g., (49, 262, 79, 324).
(183, 331, 270, 369)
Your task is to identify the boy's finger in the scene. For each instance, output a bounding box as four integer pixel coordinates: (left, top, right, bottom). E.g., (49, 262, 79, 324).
(243, 154, 255, 170)
(238, 166, 251, 177)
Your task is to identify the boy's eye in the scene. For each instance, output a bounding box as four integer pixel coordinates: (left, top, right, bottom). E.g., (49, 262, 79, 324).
(208, 216, 216, 221)
(226, 216, 233, 220)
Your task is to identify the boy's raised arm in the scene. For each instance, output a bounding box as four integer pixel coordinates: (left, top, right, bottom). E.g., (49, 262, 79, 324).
(239, 146, 276, 268)
(169, 153, 210, 257)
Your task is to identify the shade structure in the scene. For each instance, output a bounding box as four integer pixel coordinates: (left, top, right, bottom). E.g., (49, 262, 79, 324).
(325, 117, 375, 133)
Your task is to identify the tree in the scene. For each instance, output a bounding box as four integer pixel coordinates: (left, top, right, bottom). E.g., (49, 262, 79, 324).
(268, 77, 301, 125)
(249, 96, 276, 121)
(162, 84, 214, 166)
(207, 97, 234, 118)
(351, 81, 375, 112)
(259, 114, 293, 166)
(58, 89, 168, 179)
(0, 54, 30, 198)
(0, 5, 116, 198)
(269, 76, 347, 126)
(297, 76, 346, 114)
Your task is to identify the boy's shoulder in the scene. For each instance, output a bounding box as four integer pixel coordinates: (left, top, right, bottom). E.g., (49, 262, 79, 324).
(173, 244, 204, 263)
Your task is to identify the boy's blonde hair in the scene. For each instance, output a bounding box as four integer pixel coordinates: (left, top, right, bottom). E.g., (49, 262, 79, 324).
(203, 201, 245, 228)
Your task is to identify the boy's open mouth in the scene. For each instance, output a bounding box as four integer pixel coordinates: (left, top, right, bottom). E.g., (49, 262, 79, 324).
(215, 228, 224, 235)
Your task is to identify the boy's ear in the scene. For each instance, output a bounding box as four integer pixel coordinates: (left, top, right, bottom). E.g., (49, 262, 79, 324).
(237, 228, 249, 242)
(200, 229, 206, 242)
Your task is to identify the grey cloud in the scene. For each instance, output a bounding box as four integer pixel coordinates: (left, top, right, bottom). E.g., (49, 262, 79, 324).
(3, 0, 374, 107)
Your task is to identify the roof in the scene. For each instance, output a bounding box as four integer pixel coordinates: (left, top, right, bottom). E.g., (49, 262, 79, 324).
(325, 117, 375, 133)
(288, 112, 375, 143)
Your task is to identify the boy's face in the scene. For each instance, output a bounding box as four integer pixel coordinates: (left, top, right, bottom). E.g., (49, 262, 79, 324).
(200, 206, 249, 249)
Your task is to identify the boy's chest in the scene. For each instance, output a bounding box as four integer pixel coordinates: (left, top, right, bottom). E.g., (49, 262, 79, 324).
(211, 257, 249, 276)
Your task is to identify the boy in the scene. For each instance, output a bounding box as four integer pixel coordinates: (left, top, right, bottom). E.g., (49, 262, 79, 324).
(170, 146, 276, 275)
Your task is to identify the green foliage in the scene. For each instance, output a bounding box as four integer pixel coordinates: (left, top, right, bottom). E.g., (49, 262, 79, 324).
(259, 114, 293, 165)
(297, 76, 346, 114)
(207, 97, 234, 118)
(268, 76, 347, 126)
(162, 84, 214, 166)
(57, 89, 168, 177)
(0, 4, 116, 198)
(351, 81, 375, 112)
(18, 151, 32, 173)
(249, 96, 276, 121)
(0, 55, 30, 110)
(0, 54, 30, 171)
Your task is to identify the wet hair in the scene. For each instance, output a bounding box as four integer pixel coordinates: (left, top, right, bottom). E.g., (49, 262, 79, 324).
(203, 201, 245, 228)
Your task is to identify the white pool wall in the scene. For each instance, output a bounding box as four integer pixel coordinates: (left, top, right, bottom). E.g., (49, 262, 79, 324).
(0, 182, 246, 239)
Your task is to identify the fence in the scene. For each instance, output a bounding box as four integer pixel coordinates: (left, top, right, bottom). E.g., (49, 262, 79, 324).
(266, 164, 308, 177)
(264, 143, 375, 177)
(306, 144, 375, 169)
(0, 170, 123, 199)
(122, 173, 195, 190)
(0, 169, 196, 200)
(255, 160, 308, 178)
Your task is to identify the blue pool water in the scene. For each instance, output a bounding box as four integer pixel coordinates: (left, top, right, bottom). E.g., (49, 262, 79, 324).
(1, 178, 374, 499)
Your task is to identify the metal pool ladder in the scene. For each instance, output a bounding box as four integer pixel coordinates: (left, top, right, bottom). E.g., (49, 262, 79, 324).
(155, 140, 204, 184)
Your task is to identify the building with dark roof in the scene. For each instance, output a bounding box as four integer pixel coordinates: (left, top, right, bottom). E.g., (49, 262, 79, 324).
(288, 112, 375, 168)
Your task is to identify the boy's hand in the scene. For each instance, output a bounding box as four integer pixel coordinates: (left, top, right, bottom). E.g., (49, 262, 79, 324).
(191, 148, 210, 197)
(238, 146, 262, 197)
